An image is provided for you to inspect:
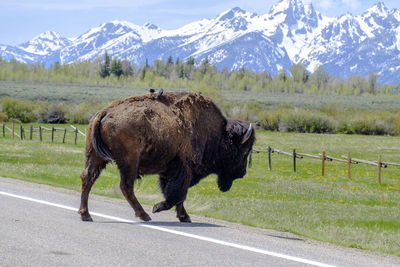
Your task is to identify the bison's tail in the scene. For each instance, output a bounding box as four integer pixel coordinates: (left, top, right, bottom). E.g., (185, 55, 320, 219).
(92, 111, 113, 162)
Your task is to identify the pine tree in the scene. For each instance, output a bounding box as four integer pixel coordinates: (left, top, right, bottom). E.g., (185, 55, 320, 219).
(111, 58, 123, 78)
(184, 57, 195, 79)
(166, 55, 173, 66)
(179, 64, 184, 79)
(140, 66, 146, 80)
(99, 51, 111, 78)
(199, 56, 210, 74)
(166, 56, 174, 79)
(368, 71, 378, 94)
(121, 59, 134, 76)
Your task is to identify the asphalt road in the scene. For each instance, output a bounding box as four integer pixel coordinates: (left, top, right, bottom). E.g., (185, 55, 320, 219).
(1, 177, 399, 267)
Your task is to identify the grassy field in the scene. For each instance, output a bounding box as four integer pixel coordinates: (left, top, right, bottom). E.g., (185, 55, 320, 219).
(0, 81, 176, 104)
(1, 123, 399, 256)
(1, 80, 400, 110)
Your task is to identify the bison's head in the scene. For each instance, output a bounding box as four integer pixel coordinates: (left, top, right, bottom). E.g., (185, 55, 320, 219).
(217, 119, 255, 192)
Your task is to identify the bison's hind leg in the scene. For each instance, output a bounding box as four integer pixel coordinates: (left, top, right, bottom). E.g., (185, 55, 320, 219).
(117, 159, 151, 222)
(79, 154, 107, 222)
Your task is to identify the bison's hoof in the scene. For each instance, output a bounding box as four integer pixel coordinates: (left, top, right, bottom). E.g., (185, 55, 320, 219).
(152, 202, 164, 213)
(141, 214, 152, 222)
(81, 215, 93, 222)
(178, 215, 192, 223)
(79, 210, 93, 222)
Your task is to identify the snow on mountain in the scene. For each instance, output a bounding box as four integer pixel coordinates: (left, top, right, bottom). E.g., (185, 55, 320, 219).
(262, 0, 328, 62)
(19, 31, 72, 55)
(0, 31, 71, 65)
(0, 44, 38, 63)
(58, 20, 168, 64)
(301, 2, 400, 83)
(1, 0, 400, 84)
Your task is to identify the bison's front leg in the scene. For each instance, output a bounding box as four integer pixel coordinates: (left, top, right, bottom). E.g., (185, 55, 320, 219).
(152, 201, 174, 213)
(176, 202, 191, 223)
(154, 165, 191, 222)
(152, 201, 191, 222)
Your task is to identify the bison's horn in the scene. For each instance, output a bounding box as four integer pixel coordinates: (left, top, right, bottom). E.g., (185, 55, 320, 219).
(241, 123, 253, 144)
(156, 88, 164, 99)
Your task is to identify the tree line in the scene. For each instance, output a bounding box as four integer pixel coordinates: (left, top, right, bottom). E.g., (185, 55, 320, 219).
(1, 54, 400, 135)
(0, 54, 398, 96)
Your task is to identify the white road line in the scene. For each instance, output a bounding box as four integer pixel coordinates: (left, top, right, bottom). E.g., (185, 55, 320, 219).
(0, 191, 335, 267)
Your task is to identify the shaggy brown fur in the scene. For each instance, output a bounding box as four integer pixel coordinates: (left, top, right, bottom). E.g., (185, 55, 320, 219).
(79, 91, 255, 222)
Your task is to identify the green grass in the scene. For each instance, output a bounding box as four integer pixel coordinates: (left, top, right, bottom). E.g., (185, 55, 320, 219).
(0, 81, 181, 104)
(1, 124, 400, 256)
(220, 90, 400, 111)
(2, 80, 400, 110)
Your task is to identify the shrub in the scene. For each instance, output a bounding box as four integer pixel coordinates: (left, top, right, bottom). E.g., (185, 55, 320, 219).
(279, 109, 335, 133)
(222, 102, 249, 121)
(0, 111, 6, 122)
(387, 115, 400, 136)
(258, 108, 288, 131)
(336, 122, 354, 134)
(221, 102, 262, 123)
(350, 119, 396, 136)
(67, 100, 105, 124)
(37, 102, 69, 123)
(0, 97, 37, 122)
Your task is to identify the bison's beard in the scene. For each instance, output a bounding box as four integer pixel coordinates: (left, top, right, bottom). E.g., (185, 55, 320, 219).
(217, 175, 233, 192)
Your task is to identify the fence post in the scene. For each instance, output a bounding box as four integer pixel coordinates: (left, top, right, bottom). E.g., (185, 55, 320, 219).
(293, 149, 297, 173)
(63, 128, 67, 144)
(20, 125, 23, 140)
(74, 128, 78, 145)
(268, 146, 272, 171)
(30, 125, 33, 140)
(248, 151, 253, 168)
(347, 152, 351, 180)
(39, 126, 42, 142)
(321, 151, 325, 176)
(377, 155, 382, 184)
(2, 124, 5, 137)
(12, 120, 15, 139)
(51, 127, 55, 142)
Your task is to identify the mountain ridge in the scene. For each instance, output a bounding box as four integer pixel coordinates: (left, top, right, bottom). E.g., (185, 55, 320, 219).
(1, 0, 399, 84)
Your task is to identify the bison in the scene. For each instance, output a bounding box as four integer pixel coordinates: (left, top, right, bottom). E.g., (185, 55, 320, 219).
(79, 91, 255, 223)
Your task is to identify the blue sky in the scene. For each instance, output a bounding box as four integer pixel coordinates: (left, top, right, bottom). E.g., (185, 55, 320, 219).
(1, 0, 399, 45)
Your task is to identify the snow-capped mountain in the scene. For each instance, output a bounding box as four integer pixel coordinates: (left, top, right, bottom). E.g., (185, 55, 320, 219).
(1, 0, 400, 84)
(19, 31, 72, 55)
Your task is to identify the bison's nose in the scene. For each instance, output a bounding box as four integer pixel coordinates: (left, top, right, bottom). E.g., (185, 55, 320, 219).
(238, 169, 246, 178)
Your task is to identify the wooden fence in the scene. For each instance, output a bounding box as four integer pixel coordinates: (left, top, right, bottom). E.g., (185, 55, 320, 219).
(249, 146, 400, 184)
(1, 122, 86, 144)
(2, 122, 398, 184)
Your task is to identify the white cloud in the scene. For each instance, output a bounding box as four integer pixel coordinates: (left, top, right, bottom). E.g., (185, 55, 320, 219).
(314, 0, 362, 13)
(312, 0, 337, 12)
(229, 0, 275, 13)
(0, 0, 163, 10)
(341, 0, 362, 11)
(321, 0, 336, 10)
(312, 0, 369, 17)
